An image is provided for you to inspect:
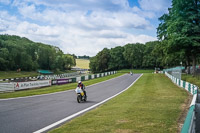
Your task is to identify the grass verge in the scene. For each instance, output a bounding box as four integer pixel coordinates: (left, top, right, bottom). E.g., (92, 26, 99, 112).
(0, 70, 77, 80)
(182, 74, 200, 87)
(0, 71, 39, 79)
(49, 74, 188, 133)
(0, 73, 124, 99)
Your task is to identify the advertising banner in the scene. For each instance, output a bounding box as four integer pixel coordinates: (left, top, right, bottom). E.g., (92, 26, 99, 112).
(57, 79, 70, 85)
(52, 79, 70, 85)
(14, 80, 51, 90)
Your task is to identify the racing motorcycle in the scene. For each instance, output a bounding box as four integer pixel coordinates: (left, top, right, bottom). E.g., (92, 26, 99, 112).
(75, 87, 87, 103)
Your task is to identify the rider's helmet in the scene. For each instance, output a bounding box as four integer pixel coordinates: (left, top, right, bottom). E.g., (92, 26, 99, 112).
(78, 81, 82, 84)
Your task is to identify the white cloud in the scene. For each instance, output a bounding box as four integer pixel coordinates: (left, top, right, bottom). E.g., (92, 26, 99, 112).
(0, 0, 164, 56)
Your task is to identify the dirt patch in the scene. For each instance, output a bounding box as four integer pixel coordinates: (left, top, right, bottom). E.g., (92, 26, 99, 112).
(116, 119, 130, 124)
(177, 92, 193, 133)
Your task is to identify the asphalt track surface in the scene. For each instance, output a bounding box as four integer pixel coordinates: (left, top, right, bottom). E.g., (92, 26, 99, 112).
(0, 74, 141, 133)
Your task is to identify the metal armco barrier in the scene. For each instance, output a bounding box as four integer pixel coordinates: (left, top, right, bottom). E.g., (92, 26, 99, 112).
(70, 71, 117, 83)
(164, 72, 199, 133)
(37, 72, 80, 80)
(0, 72, 80, 82)
(196, 94, 200, 133)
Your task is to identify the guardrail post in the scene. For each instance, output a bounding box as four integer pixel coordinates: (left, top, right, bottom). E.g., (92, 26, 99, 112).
(183, 81, 186, 89)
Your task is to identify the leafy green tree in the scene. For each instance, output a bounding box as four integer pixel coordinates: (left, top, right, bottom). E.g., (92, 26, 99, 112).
(89, 56, 98, 73)
(123, 43, 144, 69)
(96, 48, 110, 72)
(0, 34, 76, 71)
(63, 54, 76, 70)
(157, 0, 200, 74)
(109, 46, 127, 70)
(0, 48, 9, 70)
(89, 48, 110, 73)
(143, 41, 159, 68)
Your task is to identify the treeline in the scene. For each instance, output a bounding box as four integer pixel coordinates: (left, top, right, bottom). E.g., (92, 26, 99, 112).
(89, 41, 164, 73)
(0, 35, 76, 71)
(77, 55, 90, 59)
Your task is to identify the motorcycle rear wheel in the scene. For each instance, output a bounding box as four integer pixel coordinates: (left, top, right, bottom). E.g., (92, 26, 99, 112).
(83, 95, 87, 102)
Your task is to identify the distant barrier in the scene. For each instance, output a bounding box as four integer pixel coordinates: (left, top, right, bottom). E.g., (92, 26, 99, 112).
(164, 71, 199, 133)
(0, 71, 117, 92)
(37, 72, 80, 80)
(71, 71, 116, 83)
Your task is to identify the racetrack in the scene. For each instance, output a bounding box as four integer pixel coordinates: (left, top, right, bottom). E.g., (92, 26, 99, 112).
(0, 74, 141, 133)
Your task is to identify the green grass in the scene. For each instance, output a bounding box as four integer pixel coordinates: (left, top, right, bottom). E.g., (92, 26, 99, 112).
(49, 74, 188, 133)
(182, 74, 200, 87)
(76, 59, 90, 69)
(0, 70, 77, 80)
(0, 71, 39, 79)
(118, 69, 154, 73)
(0, 73, 124, 99)
(53, 70, 77, 74)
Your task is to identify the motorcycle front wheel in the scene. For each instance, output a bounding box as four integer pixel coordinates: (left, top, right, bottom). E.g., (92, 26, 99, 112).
(77, 95, 81, 103)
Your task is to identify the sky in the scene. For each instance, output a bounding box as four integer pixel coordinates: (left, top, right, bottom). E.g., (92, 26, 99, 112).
(0, 0, 171, 56)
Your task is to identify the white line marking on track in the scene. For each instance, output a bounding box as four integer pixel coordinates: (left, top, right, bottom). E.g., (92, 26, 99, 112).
(0, 74, 127, 101)
(33, 74, 143, 133)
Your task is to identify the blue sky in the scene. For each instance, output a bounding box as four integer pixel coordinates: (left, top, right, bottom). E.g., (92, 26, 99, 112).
(0, 0, 171, 56)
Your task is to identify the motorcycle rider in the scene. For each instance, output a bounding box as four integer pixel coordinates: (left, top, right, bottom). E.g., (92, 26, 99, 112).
(77, 81, 87, 97)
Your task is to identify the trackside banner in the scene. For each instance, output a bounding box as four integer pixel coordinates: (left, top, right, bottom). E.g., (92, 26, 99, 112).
(14, 80, 51, 90)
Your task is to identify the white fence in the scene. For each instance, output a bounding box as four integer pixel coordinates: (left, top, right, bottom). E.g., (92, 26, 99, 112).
(165, 72, 198, 95)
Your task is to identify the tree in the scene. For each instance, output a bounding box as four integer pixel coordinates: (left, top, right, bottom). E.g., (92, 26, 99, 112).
(0, 34, 76, 71)
(109, 46, 127, 70)
(63, 54, 76, 70)
(97, 48, 110, 72)
(89, 56, 98, 73)
(123, 43, 144, 69)
(143, 41, 159, 68)
(157, 0, 200, 74)
(89, 48, 110, 73)
(0, 48, 9, 70)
